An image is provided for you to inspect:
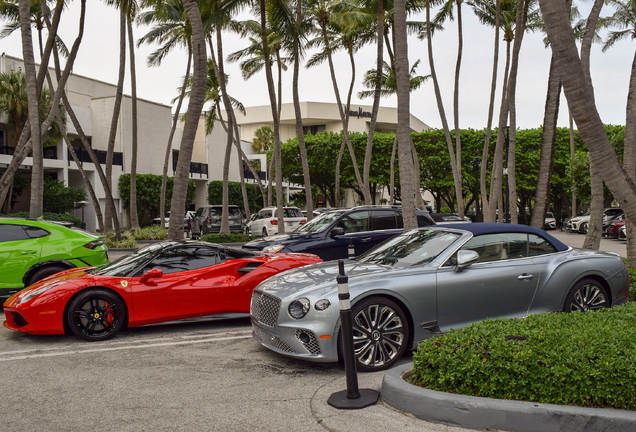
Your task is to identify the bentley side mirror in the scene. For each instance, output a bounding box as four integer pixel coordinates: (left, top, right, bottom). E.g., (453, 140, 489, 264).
(330, 227, 345, 238)
(140, 268, 163, 283)
(454, 250, 479, 273)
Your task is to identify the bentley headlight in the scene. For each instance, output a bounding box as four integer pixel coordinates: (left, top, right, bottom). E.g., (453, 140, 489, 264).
(17, 282, 65, 305)
(263, 244, 285, 253)
(288, 298, 310, 319)
(314, 299, 331, 311)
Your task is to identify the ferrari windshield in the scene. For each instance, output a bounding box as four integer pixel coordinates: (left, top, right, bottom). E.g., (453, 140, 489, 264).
(91, 243, 165, 277)
(358, 229, 461, 268)
(294, 210, 345, 234)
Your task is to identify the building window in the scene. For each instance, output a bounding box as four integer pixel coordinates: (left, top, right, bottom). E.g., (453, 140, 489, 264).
(303, 125, 326, 136)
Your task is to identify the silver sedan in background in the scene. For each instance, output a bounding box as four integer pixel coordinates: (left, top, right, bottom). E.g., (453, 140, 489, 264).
(250, 223, 629, 372)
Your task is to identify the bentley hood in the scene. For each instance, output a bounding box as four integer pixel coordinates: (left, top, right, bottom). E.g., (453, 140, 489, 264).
(256, 260, 390, 300)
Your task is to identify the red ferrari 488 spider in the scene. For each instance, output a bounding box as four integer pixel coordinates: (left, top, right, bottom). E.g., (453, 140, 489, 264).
(3, 241, 321, 341)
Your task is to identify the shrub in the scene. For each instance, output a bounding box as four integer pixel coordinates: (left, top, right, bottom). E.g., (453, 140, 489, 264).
(43, 178, 87, 213)
(3, 211, 82, 228)
(410, 303, 636, 410)
(131, 226, 168, 241)
(118, 174, 196, 225)
(201, 233, 250, 243)
(104, 231, 137, 249)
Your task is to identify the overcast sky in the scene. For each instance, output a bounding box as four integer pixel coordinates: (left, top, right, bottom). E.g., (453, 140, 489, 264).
(1, 2, 633, 130)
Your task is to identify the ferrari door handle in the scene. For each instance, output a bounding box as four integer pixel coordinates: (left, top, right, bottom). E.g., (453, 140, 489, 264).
(361, 237, 373, 242)
(518, 273, 534, 281)
(21, 250, 37, 255)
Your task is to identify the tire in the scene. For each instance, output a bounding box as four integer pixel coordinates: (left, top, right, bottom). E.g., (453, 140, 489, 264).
(341, 296, 410, 372)
(262, 228, 268, 237)
(66, 289, 126, 341)
(579, 222, 588, 234)
(563, 278, 609, 312)
(27, 265, 67, 287)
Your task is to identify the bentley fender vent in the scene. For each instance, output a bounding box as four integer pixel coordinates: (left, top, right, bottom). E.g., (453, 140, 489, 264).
(421, 321, 443, 335)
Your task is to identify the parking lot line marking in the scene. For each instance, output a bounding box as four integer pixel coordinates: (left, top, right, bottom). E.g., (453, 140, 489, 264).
(0, 330, 254, 356)
(0, 334, 253, 362)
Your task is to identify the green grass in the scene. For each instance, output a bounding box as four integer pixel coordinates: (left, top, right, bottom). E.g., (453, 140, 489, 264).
(410, 303, 636, 410)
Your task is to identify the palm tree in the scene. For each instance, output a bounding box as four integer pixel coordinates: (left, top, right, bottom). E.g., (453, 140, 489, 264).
(359, 59, 430, 205)
(168, 0, 206, 240)
(393, 0, 417, 228)
(538, 0, 636, 228)
(127, 10, 140, 230)
(433, 0, 466, 218)
(138, 0, 192, 231)
(421, 0, 464, 218)
(0, 0, 86, 216)
(307, 0, 369, 206)
(602, 0, 636, 262)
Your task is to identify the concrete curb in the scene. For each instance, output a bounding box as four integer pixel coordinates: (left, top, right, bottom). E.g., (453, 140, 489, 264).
(382, 363, 636, 432)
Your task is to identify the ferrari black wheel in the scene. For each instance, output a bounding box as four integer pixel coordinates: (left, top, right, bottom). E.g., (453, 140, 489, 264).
(564, 278, 608, 312)
(342, 296, 410, 372)
(67, 289, 126, 341)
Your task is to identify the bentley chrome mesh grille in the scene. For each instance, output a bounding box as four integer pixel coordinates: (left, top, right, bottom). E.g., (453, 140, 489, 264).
(295, 329, 321, 355)
(251, 290, 281, 327)
(252, 323, 296, 353)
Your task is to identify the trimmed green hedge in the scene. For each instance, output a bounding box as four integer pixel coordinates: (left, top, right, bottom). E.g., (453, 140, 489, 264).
(624, 259, 636, 302)
(131, 226, 168, 241)
(410, 303, 636, 410)
(3, 212, 82, 228)
(201, 233, 250, 243)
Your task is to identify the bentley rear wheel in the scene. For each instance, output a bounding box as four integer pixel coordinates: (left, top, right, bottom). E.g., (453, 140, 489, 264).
(67, 289, 126, 341)
(345, 296, 410, 372)
(564, 278, 608, 312)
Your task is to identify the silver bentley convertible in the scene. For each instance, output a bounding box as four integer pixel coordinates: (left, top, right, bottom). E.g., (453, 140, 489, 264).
(250, 223, 629, 372)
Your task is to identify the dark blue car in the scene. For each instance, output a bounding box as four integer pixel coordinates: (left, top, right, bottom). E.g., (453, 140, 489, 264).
(242, 206, 435, 261)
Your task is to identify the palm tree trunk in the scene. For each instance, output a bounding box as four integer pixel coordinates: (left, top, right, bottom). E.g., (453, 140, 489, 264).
(480, 0, 500, 222)
(335, 50, 356, 207)
(127, 17, 140, 230)
(0, 0, 86, 210)
(161, 48, 191, 230)
(569, 111, 576, 218)
(394, 0, 416, 228)
(489, 41, 511, 222)
(624, 48, 636, 265)
(389, 135, 397, 205)
(214, 30, 234, 235)
(169, 0, 206, 240)
(321, 25, 365, 198)
(452, 0, 464, 218)
(362, 0, 384, 206)
(425, 1, 463, 219)
(530, 54, 560, 228)
(18, 0, 43, 218)
(292, 0, 313, 219)
(506, 0, 530, 225)
(104, 8, 126, 236)
(539, 0, 636, 225)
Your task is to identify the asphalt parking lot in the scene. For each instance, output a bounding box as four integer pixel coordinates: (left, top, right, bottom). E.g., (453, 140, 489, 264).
(0, 229, 625, 432)
(0, 311, 471, 432)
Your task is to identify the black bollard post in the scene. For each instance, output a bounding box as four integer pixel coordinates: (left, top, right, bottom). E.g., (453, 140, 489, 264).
(327, 260, 379, 409)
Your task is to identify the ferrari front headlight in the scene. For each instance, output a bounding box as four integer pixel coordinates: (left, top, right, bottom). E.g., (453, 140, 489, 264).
(17, 282, 65, 305)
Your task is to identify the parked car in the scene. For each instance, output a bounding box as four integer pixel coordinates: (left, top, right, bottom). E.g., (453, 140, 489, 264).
(3, 241, 321, 341)
(152, 211, 196, 235)
(191, 205, 243, 238)
(429, 213, 470, 224)
(606, 215, 625, 239)
(619, 225, 626, 240)
(243, 206, 435, 261)
(544, 212, 556, 230)
(250, 223, 628, 372)
(566, 208, 624, 234)
(0, 218, 109, 299)
(248, 207, 306, 237)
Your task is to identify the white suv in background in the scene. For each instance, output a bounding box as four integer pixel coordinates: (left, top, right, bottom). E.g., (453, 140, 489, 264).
(249, 207, 306, 237)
